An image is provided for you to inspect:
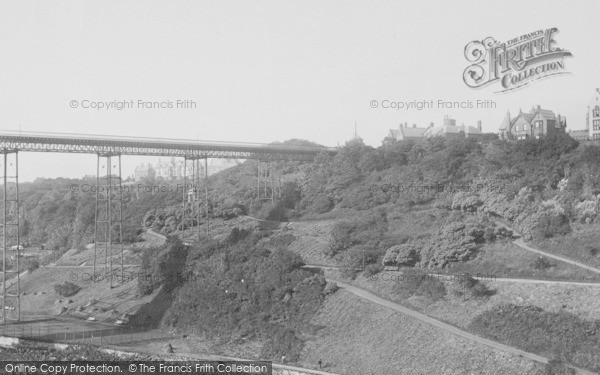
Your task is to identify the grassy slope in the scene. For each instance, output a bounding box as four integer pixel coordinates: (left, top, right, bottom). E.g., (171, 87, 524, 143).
(448, 242, 600, 281)
(533, 222, 600, 268)
(300, 289, 544, 375)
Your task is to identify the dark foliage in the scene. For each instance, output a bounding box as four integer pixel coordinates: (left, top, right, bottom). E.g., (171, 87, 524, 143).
(53, 281, 81, 297)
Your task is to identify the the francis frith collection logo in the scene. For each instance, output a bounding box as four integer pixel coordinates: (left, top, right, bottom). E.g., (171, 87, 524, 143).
(463, 27, 572, 92)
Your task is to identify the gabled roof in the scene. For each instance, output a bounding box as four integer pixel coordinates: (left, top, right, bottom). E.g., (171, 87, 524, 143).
(537, 109, 556, 120)
(389, 129, 400, 138)
(519, 113, 535, 124)
(399, 127, 427, 138)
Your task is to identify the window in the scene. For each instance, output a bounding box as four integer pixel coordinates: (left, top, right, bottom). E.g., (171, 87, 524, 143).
(515, 124, 520, 132)
(535, 120, 542, 129)
(594, 133, 600, 140)
(594, 120, 600, 131)
(594, 106, 600, 117)
(523, 124, 528, 131)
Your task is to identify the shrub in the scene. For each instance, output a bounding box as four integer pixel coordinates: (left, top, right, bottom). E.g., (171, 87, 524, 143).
(138, 237, 188, 295)
(26, 259, 40, 272)
(54, 281, 81, 297)
(260, 326, 304, 362)
(363, 263, 383, 277)
(326, 210, 387, 257)
(393, 268, 446, 302)
(310, 196, 333, 214)
(545, 359, 576, 375)
(457, 274, 495, 298)
(339, 248, 363, 280)
(535, 213, 571, 239)
(266, 204, 288, 222)
(531, 256, 554, 270)
(383, 243, 420, 267)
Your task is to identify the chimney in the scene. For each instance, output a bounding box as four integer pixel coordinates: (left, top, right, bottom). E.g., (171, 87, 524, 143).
(405, 122, 408, 128)
(477, 120, 482, 131)
(536, 104, 541, 112)
(413, 124, 416, 128)
(429, 122, 434, 128)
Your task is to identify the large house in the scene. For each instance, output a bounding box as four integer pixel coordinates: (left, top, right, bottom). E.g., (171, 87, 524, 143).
(134, 163, 155, 180)
(134, 158, 240, 181)
(499, 105, 566, 140)
(423, 116, 483, 139)
(387, 122, 428, 141)
(586, 88, 600, 141)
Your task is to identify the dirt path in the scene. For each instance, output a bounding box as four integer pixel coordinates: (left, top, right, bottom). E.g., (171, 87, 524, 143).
(328, 277, 597, 375)
(513, 238, 600, 275)
(304, 265, 600, 287)
(493, 220, 600, 275)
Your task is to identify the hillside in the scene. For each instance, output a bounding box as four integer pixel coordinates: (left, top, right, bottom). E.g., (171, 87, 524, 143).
(9, 133, 600, 373)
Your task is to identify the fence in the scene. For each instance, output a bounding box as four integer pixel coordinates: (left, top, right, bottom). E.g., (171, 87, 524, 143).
(0, 322, 175, 346)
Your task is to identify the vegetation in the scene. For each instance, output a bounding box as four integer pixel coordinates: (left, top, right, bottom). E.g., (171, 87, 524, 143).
(53, 281, 81, 297)
(163, 228, 326, 362)
(455, 274, 496, 298)
(469, 304, 600, 372)
(138, 235, 189, 295)
(392, 268, 447, 302)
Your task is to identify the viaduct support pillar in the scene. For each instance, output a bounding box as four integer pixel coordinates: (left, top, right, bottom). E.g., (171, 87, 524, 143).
(0, 150, 19, 323)
(256, 160, 281, 205)
(182, 157, 210, 242)
(93, 154, 124, 288)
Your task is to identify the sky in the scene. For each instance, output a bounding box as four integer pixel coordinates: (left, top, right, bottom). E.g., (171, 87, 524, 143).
(1, 0, 599, 181)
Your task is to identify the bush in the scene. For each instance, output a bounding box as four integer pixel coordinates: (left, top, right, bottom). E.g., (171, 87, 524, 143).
(54, 281, 81, 297)
(383, 243, 420, 267)
(457, 274, 495, 298)
(393, 268, 446, 302)
(26, 259, 40, 272)
(545, 359, 576, 375)
(531, 256, 554, 270)
(535, 213, 571, 239)
(310, 196, 333, 214)
(363, 263, 382, 277)
(326, 210, 387, 257)
(138, 236, 188, 295)
(260, 326, 304, 362)
(265, 204, 288, 222)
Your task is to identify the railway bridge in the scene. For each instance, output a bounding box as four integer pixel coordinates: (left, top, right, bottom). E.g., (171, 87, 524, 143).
(0, 130, 335, 323)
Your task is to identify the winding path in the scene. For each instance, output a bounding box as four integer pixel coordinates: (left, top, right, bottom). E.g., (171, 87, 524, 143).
(513, 238, 600, 275)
